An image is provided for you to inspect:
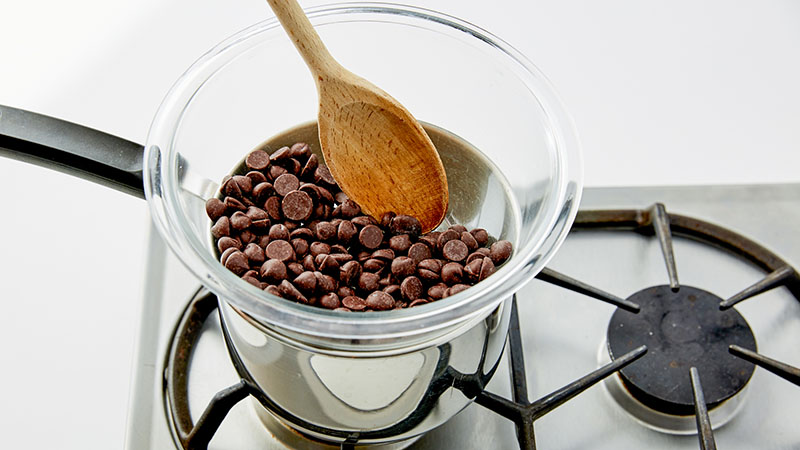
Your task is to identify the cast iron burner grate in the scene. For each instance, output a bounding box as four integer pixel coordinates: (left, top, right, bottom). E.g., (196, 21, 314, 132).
(163, 204, 800, 450)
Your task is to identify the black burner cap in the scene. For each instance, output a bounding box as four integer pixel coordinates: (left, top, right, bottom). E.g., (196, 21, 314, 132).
(607, 285, 756, 416)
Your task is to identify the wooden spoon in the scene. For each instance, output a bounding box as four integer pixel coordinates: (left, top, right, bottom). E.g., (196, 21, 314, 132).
(265, 0, 448, 233)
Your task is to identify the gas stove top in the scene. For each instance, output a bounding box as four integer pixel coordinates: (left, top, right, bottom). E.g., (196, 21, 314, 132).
(126, 184, 800, 449)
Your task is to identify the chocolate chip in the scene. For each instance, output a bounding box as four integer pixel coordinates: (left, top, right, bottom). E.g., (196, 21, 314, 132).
(269, 224, 290, 241)
(230, 211, 252, 230)
(309, 242, 331, 257)
(302, 254, 316, 272)
(490, 240, 513, 265)
(270, 146, 291, 161)
(281, 190, 314, 221)
(359, 225, 384, 249)
(400, 276, 424, 301)
(244, 243, 265, 265)
(338, 286, 355, 298)
(358, 272, 380, 292)
(314, 165, 336, 186)
(217, 236, 241, 253)
(389, 234, 412, 253)
(417, 234, 438, 251)
(246, 171, 268, 187)
(328, 253, 353, 264)
(371, 248, 395, 261)
(380, 211, 396, 229)
(351, 215, 377, 228)
(289, 142, 311, 159)
(407, 243, 432, 265)
(317, 254, 340, 274)
(287, 262, 304, 278)
(224, 251, 249, 275)
(274, 173, 300, 197)
(383, 284, 401, 298)
(314, 272, 338, 293)
(233, 175, 252, 195)
(340, 199, 361, 218)
(334, 191, 349, 204)
(464, 258, 482, 282)
(211, 216, 230, 238)
(268, 164, 288, 180)
(252, 182, 274, 204)
(264, 196, 282, 220)
(428, 283, 448, 299)
(441, 262, 464, 285)
(319, 293, 340, 309)
(222, 177, 242, 198)
(417, 258, 442, 282)
(460, 231, 479, 252)
(220, 247, 238, 266)
(448, 284, 470, 296)
(316, 186, 335, 204)
(408, 298, 430, 308)
(479, 257, 496, 281)
(391, 256, 416, 278)
(266, 240, 295, 262)
(337, 220, 357, 244)
(239, 230, 256, 244)
(366, 291, 395, 311)
(363, 258, 385, 272)
(246, 150, 270, 170)
(315, 221, 336, 241)
(291, 238, 309, 257)
(278, 280, 307, 303)
(342, 295, 366, 311)
(224, 196, 246, 213)
(264, 285, 281, 297)
(260, 260, 287, 283)
(206, 198, 226, 221)
(390, 214, 422, 237)
(470, 228, 489, 247)
(340, 261, 362, 285)
(466, 252, 487, 264)
(242, 275, 262, 288)
(443, 240, 469, 262)
(300, 154, 319, 180)
(437, 229, 460, 248)
(293, 271, 317, 293)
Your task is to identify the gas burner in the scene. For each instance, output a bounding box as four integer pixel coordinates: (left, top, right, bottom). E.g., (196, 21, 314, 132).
(606, 285, 756, 432)
(157, 201, 800, 450)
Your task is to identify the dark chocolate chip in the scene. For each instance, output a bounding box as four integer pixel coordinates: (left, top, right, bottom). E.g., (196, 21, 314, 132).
(265, 240, 295, 262)
(232, 175, 252, 195)
(264, 196, 283, 220)
(363, 258, 385, 273)
(390, 215, 421, 237)
(371, 248, 395, 261)
(470, 228, 489, 247)
(278, 280, 307, 303)
(319, 293, 340, 309)
(314, 272, 338, 293)
(224, 251, 249, 275)
(293, 271, 317, 293)
(351, 215, 377, 228)
(291, 238, 309, 257)
(211, 216, 231, 238)
(358, 225, 384, 249)
(400, 276, 424, 301)
(246, 170, 268, 186)
(408, 243, 432, 265)
(315, 221, 337, 241)
(380, 211, 396, 229)
(479, 257, 496, 281)
(289, 142, 311, 159)
(358, 272, 380, 292)
(460, 231, 479, 252)
(246, 150, 270, 170)
(269, 224, 290, 241)
(274, 173, 300, 197)
(342, 295, 366, 311)
(300, 154, 319, 180)
(244, 243, 265, 265)
(287, 262, 305, 278)
(205, 198, 226, 221)
(314, 165, 336, 186)
(230, 211, 252, 230)
(309, 242, 331, 257)
(389, 234, 412, 253)
(428, 283, 448, 299)
(441, 262, 464, 285)
(490, 240, 513, 265)
(270, 146, 291, 161)
(340, 261, 362, 285)
(220, 247, 238, 266)
(340, 199, 361, 218)
(268, 164, 288, 180)
(217, 236, 241, 253)
(391, 256, 416, 278)
(443, 240, 469, 262)
(281, 190, 314, 221)
(366, 291, 395, 311)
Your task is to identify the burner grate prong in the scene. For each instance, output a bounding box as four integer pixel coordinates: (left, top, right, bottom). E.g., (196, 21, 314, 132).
(719, 265, 796, 310)
(527, 345, 648, 421)
(536, 267, 640, 313)
(729, 345, 800, 386)
(689, 367, 717, 450)
(648, 203, 680, 292)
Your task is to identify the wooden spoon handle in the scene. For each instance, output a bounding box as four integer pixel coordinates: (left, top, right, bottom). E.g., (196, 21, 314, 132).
(266, 0, 340, 78)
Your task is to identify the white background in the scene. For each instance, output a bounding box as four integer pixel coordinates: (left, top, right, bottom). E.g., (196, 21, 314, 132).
(0, 1, 798, 448)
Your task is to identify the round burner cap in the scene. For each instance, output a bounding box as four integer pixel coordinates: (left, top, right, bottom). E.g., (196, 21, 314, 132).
(607, 285, 756, 416)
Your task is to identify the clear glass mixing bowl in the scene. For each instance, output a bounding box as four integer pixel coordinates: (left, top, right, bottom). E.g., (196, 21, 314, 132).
(143, 2, 582, 346)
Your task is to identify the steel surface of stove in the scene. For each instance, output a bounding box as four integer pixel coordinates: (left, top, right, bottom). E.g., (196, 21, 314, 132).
(127, 184, 800, 449)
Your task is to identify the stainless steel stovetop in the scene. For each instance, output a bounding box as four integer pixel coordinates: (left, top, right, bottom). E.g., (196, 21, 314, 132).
(125, 184, 800, 449)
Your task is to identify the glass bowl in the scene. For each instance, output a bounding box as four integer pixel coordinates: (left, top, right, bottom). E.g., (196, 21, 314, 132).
(143, 2, 582, 348)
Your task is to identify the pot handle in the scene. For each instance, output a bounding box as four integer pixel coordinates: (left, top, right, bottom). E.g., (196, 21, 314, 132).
(0, 104, 145, 198)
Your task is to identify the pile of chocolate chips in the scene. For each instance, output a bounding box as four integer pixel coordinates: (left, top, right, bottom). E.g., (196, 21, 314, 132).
(205, 143, 513, 311)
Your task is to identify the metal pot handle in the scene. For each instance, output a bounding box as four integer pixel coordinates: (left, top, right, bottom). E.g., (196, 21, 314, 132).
(0, 104, 145, 198)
